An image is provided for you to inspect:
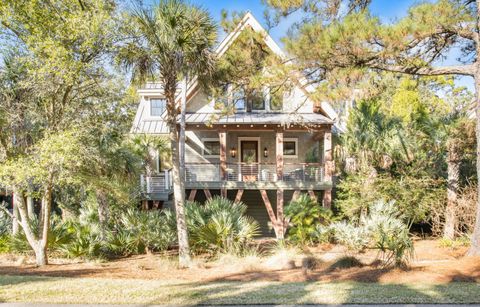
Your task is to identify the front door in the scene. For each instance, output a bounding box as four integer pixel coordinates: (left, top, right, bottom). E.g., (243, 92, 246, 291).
(240, 141, 258, 181)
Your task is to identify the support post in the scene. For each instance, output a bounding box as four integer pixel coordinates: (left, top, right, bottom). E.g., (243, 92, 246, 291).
(323, 130, 333, 209)
(164, 170, 170, 191)
(188, 189, 197, 202)
(291, 190, 301, 202)
(275, 129, 285, 239)
(234, 189, 244, 203)
(219, 130, 227, 197)
(203, 189, 212, 200)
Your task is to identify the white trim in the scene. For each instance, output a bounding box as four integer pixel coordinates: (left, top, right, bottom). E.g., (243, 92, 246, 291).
(201, 138, 220, 158)
(283, 138, 298, 158)
(237, 137, 261, 163)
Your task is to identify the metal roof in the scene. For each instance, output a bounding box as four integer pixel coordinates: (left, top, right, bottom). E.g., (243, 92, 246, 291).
(131, 112, 332, 135)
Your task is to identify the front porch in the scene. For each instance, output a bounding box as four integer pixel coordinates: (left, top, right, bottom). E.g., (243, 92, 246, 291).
(140, 115, 334, 238)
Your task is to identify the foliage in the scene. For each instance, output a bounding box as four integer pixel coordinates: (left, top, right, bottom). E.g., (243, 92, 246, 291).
(284, 194, 335, 245)
(9, 216, 74, 254)
(329, 200, 414, 266)
(0, 209, 11, 237)
(107, 208, 177, 256)
(185, 196, 259, 255)
(438, 236, 471, 248)
(336, 171, 446, 223)
(0, 235, 10, 253)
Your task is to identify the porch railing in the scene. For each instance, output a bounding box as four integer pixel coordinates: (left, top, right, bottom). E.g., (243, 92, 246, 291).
(140, 169, 172, 193)
(141, 162, 325, 193)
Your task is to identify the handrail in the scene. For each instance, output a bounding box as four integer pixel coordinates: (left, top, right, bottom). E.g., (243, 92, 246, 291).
(142, 163, 325, 192)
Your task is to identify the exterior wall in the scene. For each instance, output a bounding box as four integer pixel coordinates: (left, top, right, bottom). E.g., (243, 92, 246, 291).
(282, 87, 314, 113)
(185, 87, 315, 114)
(184, 130, 323, 165)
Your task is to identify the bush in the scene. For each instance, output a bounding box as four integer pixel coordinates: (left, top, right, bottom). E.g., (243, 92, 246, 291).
(186, 196, 259, 255)
(330, 200, 414, 266)
(9, 216, 74, 254)
(0, 209, 11, 236)
(284, 194, 335, 245)
(107, 208, 177, 256)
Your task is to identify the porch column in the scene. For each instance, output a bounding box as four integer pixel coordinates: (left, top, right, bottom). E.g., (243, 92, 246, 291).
(323, 130, 333, 209)
(219, 130, 227, 197)
(276, 129, 285, 239)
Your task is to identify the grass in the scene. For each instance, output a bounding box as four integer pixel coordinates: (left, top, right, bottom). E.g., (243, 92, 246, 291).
(1, 275, 480, 304)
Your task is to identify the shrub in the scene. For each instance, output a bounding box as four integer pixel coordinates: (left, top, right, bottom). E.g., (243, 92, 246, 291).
(284, 194, 335, 245)
(108, 208, 177, 256)
(186, 196, 259, 255)
(0, 209, 11, 236)
(9, 216, 74, 254)
(330, 200, 414, 266)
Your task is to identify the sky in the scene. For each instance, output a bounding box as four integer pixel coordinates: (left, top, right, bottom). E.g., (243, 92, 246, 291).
(191, 0, 474, 91)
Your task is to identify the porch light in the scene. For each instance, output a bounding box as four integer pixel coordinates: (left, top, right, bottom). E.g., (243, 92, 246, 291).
(264, 147, 269, 158)
(230, 147, 237, 158)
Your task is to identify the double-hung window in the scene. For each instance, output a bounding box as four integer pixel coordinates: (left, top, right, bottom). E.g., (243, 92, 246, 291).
(150, 98, 166, 116)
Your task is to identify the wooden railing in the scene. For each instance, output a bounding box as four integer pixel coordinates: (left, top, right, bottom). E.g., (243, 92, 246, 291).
(142, 162, 325, 193)
(141, 170, 172, 193)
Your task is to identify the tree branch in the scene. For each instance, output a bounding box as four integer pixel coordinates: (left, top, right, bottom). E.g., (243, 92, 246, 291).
(369, 63, 475, 77)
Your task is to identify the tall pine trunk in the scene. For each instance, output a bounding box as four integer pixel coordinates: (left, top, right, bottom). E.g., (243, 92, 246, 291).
(444, 146, 460, 240)
(468, 37, 480, 254)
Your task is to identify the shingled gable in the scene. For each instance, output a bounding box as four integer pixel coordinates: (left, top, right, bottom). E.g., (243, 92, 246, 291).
(131, 12, 338, 134)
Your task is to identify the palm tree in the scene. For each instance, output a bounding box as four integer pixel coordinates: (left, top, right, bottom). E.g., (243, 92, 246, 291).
(118, 0, 217, 267)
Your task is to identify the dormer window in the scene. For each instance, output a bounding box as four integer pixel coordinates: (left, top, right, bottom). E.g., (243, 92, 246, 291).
(150, 98, 166, 116)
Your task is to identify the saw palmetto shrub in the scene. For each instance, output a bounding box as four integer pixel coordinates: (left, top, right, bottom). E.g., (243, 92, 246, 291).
(185, 196, 259, 255)
(284, 194, 336, 245)
(329, 200, 414, 267)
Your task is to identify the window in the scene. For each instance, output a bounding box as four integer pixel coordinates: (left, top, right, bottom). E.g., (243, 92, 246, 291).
(202, 139, 220, 157)
(269, 88, 283, 111)
(150, 98, 166, 116)
(283, 138, 298, 157)
(231, 86, 246, 111)
(250, 90, 265, 111)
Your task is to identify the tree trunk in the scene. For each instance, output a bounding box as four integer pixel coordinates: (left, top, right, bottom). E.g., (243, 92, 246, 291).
(96, 190, 109, 241)
(27, 197, 34, 218)
(26, 184, 34, 218)
(34, 243, 48, 266)
(468, 28, 480, 254)
(170, 121, 191, 268)
(12, 193, 19, 235)
(38, 184, 52, 266)
(444, 147, 460, 240)
(13, 186, 50, 266)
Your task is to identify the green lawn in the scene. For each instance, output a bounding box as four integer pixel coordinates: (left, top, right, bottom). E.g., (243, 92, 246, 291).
(0, 275, 480, 304)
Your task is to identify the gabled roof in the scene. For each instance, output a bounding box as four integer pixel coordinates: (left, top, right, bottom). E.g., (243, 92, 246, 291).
(132, 12, 338, 134)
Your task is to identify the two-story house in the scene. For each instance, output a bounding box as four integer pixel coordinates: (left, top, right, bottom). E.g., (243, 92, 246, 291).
(131, 12, 338, 237)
